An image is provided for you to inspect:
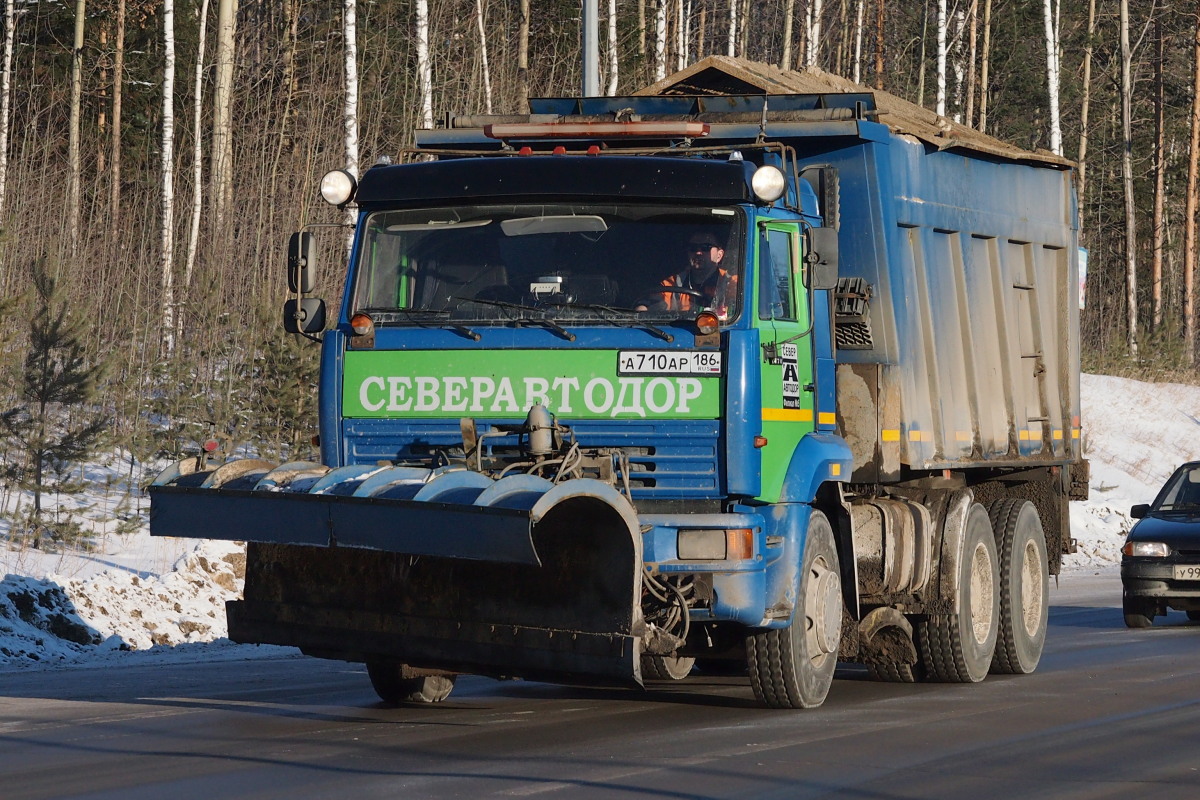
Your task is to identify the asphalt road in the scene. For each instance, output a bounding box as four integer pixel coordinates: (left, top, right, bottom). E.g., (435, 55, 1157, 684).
(3, 568, 1199, 800)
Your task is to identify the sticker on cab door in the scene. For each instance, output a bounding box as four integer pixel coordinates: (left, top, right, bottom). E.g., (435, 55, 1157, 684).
(781, 343, 800, 409)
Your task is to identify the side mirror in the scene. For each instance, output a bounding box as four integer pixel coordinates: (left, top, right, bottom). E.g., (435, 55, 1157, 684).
(800, 165, 839, 230)
(805, 227, 839, 291)
(1130, 504, 1150, 520)
(288, 232, 316, 294)
(283, 298, 326, 335)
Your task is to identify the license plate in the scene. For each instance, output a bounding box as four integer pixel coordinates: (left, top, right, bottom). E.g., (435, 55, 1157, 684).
(617, 350, 722, 375)
(1173, 565, 1200, 580)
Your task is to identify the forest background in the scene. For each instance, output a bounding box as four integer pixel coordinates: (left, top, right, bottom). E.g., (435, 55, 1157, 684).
(0, 0, 1190, 544)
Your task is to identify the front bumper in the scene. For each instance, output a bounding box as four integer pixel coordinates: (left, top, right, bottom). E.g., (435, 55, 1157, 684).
(1121, 557, 1200, 603)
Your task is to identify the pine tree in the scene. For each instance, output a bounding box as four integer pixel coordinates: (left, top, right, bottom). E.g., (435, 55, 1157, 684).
(0, 261, 110, 550)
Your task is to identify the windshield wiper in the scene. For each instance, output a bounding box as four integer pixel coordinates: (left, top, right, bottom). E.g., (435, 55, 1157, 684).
(364, 308, 480, 341)
(456, 297, 576, 341)
(546, 301, 675, 343)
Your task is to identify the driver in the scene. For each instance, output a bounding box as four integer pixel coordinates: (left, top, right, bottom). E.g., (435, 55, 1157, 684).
(636, 231, 736, 319)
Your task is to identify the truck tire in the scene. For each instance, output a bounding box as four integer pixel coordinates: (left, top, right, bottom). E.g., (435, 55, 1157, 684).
(1122, 596, 1155, 628)
(367, 661, 456, 704)
(917, 503, 999, 683)
(988, 499, 1049, 675)
(866, 661, 923, 683)
(746, 510, 842, 709)
(640, 655, 696, 680)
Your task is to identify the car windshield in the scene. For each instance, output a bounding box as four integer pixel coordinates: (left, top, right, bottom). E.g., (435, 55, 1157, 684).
(1152, 465, 1200, 512)
(350, 203, 744, 325)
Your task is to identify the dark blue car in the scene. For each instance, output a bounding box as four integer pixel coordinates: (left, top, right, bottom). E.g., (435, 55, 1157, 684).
(1122, 461, 1200, 627)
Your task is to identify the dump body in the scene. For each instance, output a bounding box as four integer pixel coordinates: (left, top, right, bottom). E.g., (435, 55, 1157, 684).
(150, 62, 1084, 706)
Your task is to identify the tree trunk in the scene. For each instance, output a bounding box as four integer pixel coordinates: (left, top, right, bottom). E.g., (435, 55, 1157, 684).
(853, 0, 864, 84)
(184, 0, 210, 293)
(416, 0, 432, 128)
(474, 0, 492, 113)
(211, 0, 237, 227)
(1120, 0, 1138, 358)
(655, 0, 667, 81)
(1186, 3, 1200, 365)
(727, 0, 736, 57)
(781, 0, 794, 70)
(1152, 10, 1165, 331)
(979, 0, 992, 133)
(874, 0, 884, 88)
(936, 0, 947, 117)
(518, 0, 529, 110)
(111, 0, 125, 230)
(1077, 0, 1096, 207)
(161, 0, 177, 355)
(68, 0, 85, 257)
(806, 0, 824, 67)
(1042, 0, 1062, 154)
(607, 0, 618, 95)
(965, 0, 977, 126)
(0, 0, 16, 231)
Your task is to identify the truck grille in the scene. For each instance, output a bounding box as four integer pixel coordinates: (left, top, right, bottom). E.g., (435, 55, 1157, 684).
(342, 418, 722, 499)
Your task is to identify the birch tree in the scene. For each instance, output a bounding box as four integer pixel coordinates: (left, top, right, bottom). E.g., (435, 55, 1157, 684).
(211, 0, 237, 226)
(781, 0, 794, 71)
(936, 0, 947, 117)
(727, 0, 736, 57)
(1151, 11, 1164, 330)
(1120, 0, 1138, 357)
(161, 0, 177, 354)
(1077, 0, 1096, 205)
(979, 0, 992, 132)
(1187, 5, 1200, 365)
(184, 0, 210, 292)
(655, 0, 667, 81)
(0, 0, 16, 231)
(67, 0, 85, 256)
(474, 0, 492, 113)
(607, 0, 618, 95)
(110, 0, 125, 230)
(417, 0, 432, 128)
(1042, 0, 1062, 154)
(806, 0, 824, 67)
(852, 0, 864, 83)
(518, 0, 529, 110)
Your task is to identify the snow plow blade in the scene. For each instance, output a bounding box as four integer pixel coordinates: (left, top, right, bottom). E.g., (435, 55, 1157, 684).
(149, 461, 645, 686)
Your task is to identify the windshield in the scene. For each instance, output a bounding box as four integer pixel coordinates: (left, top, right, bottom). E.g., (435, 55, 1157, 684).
(351, 203, 744, 325)
(1153, 465, 1200, 512)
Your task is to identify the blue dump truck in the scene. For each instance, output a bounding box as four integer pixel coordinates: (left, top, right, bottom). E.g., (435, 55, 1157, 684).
(150, 60, 1087, 709)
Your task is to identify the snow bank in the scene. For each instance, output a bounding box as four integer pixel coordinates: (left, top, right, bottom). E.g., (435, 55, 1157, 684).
(0, 540, 247, 668)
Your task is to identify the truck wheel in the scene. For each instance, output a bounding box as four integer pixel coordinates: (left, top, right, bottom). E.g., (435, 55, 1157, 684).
(988, 499, 1049, 675)
(866, 661, 923, 683)
(367, 661, 456, 704)
(746, 510, 842, 709)
(640, 655, 696, 680)
(1122, 596, 1155, 628)
(918, 503, 999, 683)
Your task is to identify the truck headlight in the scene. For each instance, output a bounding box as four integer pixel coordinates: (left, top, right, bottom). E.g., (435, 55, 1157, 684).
(1122, 541, 1171, 558)
(751, 165, 787, 203)
(320, 169, 357, 206)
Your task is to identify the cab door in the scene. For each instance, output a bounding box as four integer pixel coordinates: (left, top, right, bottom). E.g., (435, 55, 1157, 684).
(755, 220, 814, 503)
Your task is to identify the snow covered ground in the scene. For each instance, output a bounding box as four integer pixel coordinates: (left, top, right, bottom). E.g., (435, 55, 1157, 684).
(2, 372, 1197, 671)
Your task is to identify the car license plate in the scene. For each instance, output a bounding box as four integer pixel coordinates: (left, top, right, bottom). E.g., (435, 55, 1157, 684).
(1173, 565, 1200, 580)
(617, 350, 722, 375)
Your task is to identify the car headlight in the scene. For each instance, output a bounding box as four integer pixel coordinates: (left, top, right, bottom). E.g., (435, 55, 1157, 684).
(1122, 541, 1171, 558)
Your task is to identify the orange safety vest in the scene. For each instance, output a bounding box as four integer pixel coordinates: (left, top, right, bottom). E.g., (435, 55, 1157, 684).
(656, 269, 736, 312)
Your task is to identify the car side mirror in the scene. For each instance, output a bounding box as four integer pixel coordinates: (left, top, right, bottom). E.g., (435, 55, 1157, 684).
(288, 232, 316, 294)
(805, 226, 839, 291)
(1130, 503, 1149, 519)
(284, 298, 326, 334)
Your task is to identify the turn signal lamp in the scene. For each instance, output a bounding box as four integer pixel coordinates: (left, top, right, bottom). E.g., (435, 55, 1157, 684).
(695, 311, 719, 335)
(1122, 541, 1171, 558)
(349, 313, 374, 336)
(677, 528, 755, 561)
(320, 169, 357, 206)
(751, 165, 787, 203)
